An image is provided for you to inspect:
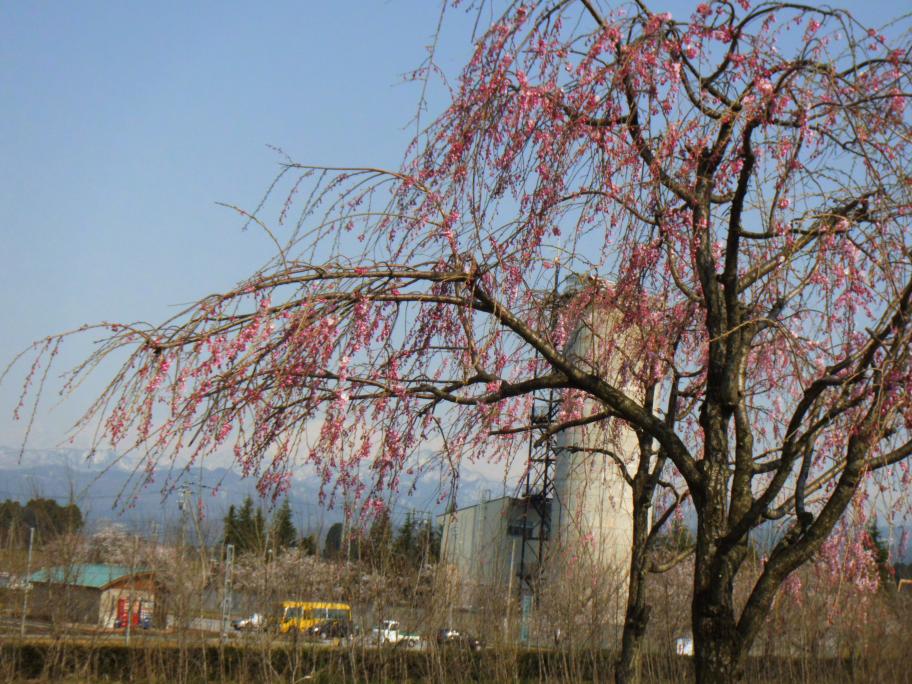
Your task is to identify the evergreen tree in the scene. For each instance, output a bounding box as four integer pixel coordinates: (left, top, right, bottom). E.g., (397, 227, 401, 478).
(272, 498, 297, 550)
(0, 498, 84, 547)
(323, 522, 343, 559)
(365, 507, 393, 564)
(659, 517, 695, 553)
(235, 496, 258, 554)
(865, 519, 893, 589)
(24, 498, 84, 537)
(223, 504, 239, 549)
(424, 520, 442, 564)
(299, 533, 317, 556)
(394, 510, 418, 565)
(254, 506, 267, 554)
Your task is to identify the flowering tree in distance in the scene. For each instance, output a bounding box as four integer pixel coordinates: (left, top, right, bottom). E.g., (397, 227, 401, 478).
(7, 1, 912, 681)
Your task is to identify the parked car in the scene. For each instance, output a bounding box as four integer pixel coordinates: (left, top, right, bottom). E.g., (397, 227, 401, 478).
(307, 618, 353, 640)
(372, 620, 421, 647)
(232, 613, 266, 631)
(436, 628, 483, 651)
(115, 615, 152, 629)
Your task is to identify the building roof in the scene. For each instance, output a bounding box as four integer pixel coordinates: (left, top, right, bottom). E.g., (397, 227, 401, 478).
(29, 564, 152, 589)
(437, 495, 520, 517)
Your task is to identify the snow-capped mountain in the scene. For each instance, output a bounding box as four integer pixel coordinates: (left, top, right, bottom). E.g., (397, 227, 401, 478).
(0, 446, 506, 535)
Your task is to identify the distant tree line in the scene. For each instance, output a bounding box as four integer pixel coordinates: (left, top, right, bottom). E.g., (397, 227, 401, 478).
(222, 497, 441, 568)
(222, 496, 315, 556)
(322, 508, 441, 570)
(0, 498, 83, 547)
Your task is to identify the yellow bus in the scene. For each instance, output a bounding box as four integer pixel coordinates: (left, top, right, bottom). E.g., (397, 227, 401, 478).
(279, 601, 352, 633)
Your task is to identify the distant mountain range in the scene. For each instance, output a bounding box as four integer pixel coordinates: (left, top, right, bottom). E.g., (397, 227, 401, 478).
(6, 445, 908, 562)
(0, 446, 508, 539)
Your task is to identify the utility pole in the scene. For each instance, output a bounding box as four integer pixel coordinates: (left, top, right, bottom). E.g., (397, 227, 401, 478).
(506, 535, 517, 640)
(181, 486, 210, 582)
(263, 527, 271, 605)
(343, 494, 352, 563)
(447, 517, 458, 628)
(220, 544, 235, 643)
(178, 486, 189, 550)
(179, 486, 207, 630)
(420, 510, 432, 566)
(125, 533, 139, 645)
(20, 527, 34, 638)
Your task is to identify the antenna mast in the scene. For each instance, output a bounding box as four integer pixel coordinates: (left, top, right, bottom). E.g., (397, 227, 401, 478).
(516, 264, 561, 598)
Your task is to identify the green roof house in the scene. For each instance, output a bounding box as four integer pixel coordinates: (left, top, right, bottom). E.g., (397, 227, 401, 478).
(28, 563, 156, 628)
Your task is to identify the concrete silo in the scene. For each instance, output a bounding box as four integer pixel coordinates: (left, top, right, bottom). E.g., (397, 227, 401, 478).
(437, 285, 643, 638)
(548, 303, 641, 621)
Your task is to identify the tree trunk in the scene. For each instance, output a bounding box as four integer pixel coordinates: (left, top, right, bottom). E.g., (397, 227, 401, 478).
(692, 597, 742, 683)
(615, 497, 651, 684)
(693, 539, 744, 683)
(692, 454, 745, 683)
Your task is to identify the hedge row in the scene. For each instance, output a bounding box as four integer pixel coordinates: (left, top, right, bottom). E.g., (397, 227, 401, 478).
(0, 639, 903, 682)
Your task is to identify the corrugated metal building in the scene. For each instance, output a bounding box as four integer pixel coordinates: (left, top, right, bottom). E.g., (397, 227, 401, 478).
(438, 496, 548, 605)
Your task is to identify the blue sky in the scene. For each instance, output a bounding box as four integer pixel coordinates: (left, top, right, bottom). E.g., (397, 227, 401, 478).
(0, 1, 478, 448)
(2, 0, 909, 450)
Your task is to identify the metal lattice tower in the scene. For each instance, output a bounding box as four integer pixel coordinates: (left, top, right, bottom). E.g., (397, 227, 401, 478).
(515, 267, 562, 597)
